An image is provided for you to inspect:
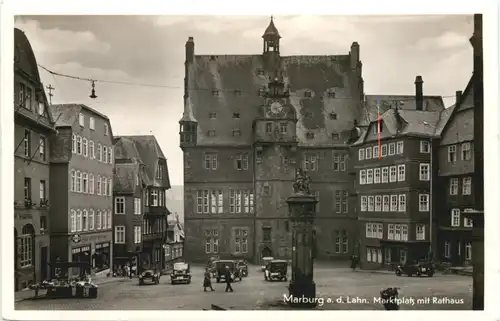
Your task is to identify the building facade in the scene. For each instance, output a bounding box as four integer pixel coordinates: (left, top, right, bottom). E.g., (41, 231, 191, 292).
(14, 28, 55, 290)
(350, 77, 452, 269)
(113, 136, 171, 271)
(165, 216, 185, 268)
(48, 104, 114, 275)
(436, 80, 475, 265)
(180, 18, 363, 263)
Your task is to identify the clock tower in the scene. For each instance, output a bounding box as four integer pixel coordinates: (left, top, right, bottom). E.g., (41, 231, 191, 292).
(253, 73, 298, 263)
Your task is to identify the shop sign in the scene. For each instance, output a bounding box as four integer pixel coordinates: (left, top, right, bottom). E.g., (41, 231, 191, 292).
(72, 245, 90, 254)
(96, 242, 110, 249)
(72, 234, 82, 243)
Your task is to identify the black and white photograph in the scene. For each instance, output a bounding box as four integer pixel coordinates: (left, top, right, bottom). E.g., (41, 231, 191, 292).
(2, 1, 498, 319)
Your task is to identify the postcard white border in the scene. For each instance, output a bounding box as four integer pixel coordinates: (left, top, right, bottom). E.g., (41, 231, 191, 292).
(2, 0, 499, 320)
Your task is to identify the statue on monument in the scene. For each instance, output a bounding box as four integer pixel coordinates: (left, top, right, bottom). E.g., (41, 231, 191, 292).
(293, 168, 311, 195)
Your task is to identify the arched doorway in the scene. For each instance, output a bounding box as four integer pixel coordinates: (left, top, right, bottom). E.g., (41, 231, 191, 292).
(14, 228, 18, 291)
(261, 246, 273, 258)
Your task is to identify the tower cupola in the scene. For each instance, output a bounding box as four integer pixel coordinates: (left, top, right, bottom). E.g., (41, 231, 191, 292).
(262, 16, 281, 54)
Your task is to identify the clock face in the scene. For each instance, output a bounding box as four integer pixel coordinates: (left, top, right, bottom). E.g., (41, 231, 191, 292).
(270, 101, 283, 114)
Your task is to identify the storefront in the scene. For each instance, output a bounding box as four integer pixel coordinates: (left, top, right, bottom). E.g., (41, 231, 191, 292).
(71, 245, 91, 275)
(94, 242, 110, 272)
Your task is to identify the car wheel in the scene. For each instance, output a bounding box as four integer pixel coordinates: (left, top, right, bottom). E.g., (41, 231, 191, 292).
(284, 277, 287, 282)
(408, 273, 413, 277)
(216, 278, 220, 283)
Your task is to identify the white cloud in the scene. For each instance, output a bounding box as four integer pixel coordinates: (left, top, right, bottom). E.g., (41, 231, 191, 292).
(15, 19, 111, 55)
(48, 61, 132, 81)
(413, 31, 469, 50)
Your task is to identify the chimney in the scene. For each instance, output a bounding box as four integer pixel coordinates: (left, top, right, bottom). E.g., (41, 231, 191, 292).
(456, 90, 463, 107)
(185, 37, 195, 64)
(350, 42, 360, 69)
(415, 75, 423, 111)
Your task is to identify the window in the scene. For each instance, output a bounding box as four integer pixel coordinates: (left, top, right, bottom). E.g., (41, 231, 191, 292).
(134, 226, 142, 244)
(19, 225, 33, 267)
(243, 191, 254, 213)
(416, 224, 425, 240)
(102, 178, 108, 197)
(89, 117, 95, 130)
(389, 166, 397, 182)
(25, 87, 33, 110)
(461, 142, 471, 160)
(373, 146, 379, 159)
(76, 171, 82, 193)
(39, 180, 46, 201)
(419, 163, 430, 181)
(78, 113, 85, 127)
(341, 191, 348, 213)
(366, 169, 373, 184)
(365, 223, 383, 239)
(388, 224, 395, 240)
(108, 210, 112, 229)
(334, 190, 348, 213)
(82, 138, 88, 157)
(365, 147, 372, 159)
(104, 123, 109, 136)
(388, 143, 396, 156)
(88, 210, 95, 230)
(76, 136, 82, 155)
(39, 136, 46, 161)
(97, 143, 102, 162)
(204, 230, 219, 254)
(375, 195, 382, 211)
(448, 145, 457, 162)
(381, 144, 388, 157)
(103, 146, 108, 163)
(233, 112, 240, 119)
(462, 177, 472, 195)
(366, 247, 382, 263)
(280, 123, 287, 134)
(204, 153, 218, 170)
(419, 194, 429, 211)
(38, 100, 45, 116)
(402, 225, 408, 241)
(368, 196, 374, 211)
(234, 228, 249, 253)
(263, 227, 272, 242)
(451, 209, 460, 227)
(464, 217, 473, 227)
(115, 197, 125, 214)
(88, 141, 94, 159)
(265, 123, 273, 134)
(382, 167, 389, 183)
(304, 90, 311, 98)
(108, 146, 113, 164)
(209, 112, 217, 119)
(83, 209, 89, 231)
(151, 190, 158, 206)
(398, 194, 406, 212)
(390, 195, 398, 212)
(420, 140, 430, 153)
(360, 196, 367, 211)
(76, 210, 82, 232)
(382, 195, 389, 212)
(232, 129, 241, 137)
(88, 174, 94, 194)
(96, 176, 102, 195)
(96, 211, 102, 230)
(334, 231, 341, 253)
(70, 170, 76, 192)
(358, 148, 365, 160)
(207, 130, 216, 137)
(23, 130, 30, 157)
(196, 190, 203, 213)
(303, 154, 318, 171)
(235, 154, 249, 170)
(72, 134, 76, 154)
(397, 165, 405, 181)
(82, 173, 89, 193)
(328, 92, 336, 99)
(342, 230, 348, 253)
(396, 141, 404, 154)
(464, 242, 472, 261)
(333, 154, 347, 171)
(18, 83, 26, 106)
(449, 178, 459, 195)
(134, 198, 142, 215)
(359, 170, 366, 185)
(374, 168, 381, 183)
(115, 226, 125, 244)
(444, 241, 451, 258)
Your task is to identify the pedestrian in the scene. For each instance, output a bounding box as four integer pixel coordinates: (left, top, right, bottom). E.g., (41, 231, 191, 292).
(224, 266, 234, 292)
(350, 254, 358, 270)
(203, 268, 215, 292)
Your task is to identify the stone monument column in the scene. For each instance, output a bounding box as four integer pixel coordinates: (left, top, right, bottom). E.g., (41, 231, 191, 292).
(286, 168, 317, 308)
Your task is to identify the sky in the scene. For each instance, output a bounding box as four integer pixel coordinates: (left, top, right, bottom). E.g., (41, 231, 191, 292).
(14, 15, 474, 186)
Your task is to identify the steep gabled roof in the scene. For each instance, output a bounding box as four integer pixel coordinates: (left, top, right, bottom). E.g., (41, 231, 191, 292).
(113, 162, 139, 194)
(49, 104, 114, 136)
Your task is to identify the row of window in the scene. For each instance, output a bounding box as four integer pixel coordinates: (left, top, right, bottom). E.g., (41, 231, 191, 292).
(166, 246, 183, 258)
(451, 209, 474, 227)
(360, 194, 430, 212)
(360, 165, 404, 184)
(447, 142, 471, 162)
(78, 112, 109, 135)
(449, 177, 472, 195)
(359, 141, 405, 160)
(17, 83, 45, 116)
(70, 209, 112, 233)
(204, 153, 249, 171)
(114, 225, 142, 244)
(196, 190, 255, 214)
(23, 178, 46, 202)
(71, 134, 113, 164)
(144, 189, 168, 207)
(21, 129, 46, 161)
(114, 197, 142, 215)
(143, 218, 166, 235)
(443, 240, 472, 260)
(204, 229, 220, 254)
(365, 223, 426, 241)
(332, 230, 349, 254)
(70, 170, 112, 196)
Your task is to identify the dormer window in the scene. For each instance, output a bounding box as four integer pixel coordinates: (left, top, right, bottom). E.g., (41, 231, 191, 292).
(328, 92, 336, 98)
(304, 91, 312, 98)
(232, 129, 241, 137)
(329, 112, 337, 120)
(233, 112, 240, 119)
(306, 132, 315, 139)
(331, 133, 340, 140)
(234, 89, 242, 96)
(212, 90, 220, 96)
(207, 130, 216, 137)
(373, 122, 383, 134)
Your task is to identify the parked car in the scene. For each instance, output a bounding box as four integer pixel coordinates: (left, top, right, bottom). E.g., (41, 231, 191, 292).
(236, 260, 248, 277)
(395, 261, 434, 277)
(261, 257, 274, 272)
(264, 260, 288, 281)
(170, 262, 191, 284)
(214, 260, 241, 283)
(139, 270, 160, 285)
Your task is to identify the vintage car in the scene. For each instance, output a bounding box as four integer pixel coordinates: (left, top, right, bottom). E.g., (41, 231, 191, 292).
(264, 259, 288, 281)
(214, 260, 242, 283)
(139, 269, 161, 285)
(170, 262, 191, 284)
(236, 260, 249, 277)
(395, 261, 434, 277)
(261, 257, 274, 272)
